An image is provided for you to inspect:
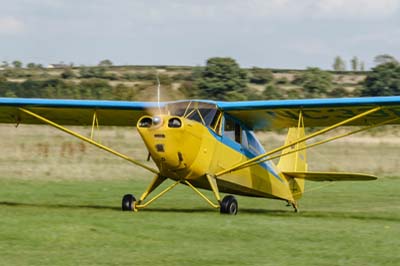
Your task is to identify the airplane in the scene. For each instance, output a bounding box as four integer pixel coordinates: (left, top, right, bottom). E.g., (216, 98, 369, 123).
(1, 96, 400, 215)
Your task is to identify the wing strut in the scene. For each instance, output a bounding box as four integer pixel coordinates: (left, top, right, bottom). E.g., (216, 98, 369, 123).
(215, 106, 382, 177)
(18, 107, 159, 174)
(236, 116, 400, 171)
(90, 110, 101, 141)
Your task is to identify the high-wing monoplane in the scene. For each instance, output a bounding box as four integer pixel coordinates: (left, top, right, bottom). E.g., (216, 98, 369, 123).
(1, 96, 400, 214)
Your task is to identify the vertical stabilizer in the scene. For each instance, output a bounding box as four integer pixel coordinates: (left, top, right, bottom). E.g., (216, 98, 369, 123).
(277, 126, 307, 200)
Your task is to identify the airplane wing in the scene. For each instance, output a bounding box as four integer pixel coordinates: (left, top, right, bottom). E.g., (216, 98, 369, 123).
(282, 171, 377, 181)
(217, 96, 400, 129)
(0, 98, 160, 126)
(2, 96, 400, 129)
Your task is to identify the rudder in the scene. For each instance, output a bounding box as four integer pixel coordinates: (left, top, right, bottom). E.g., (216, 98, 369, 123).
(277, 126, 307, 200)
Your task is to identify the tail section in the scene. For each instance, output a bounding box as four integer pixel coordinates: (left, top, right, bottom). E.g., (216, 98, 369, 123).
(277, 127, 307, 200)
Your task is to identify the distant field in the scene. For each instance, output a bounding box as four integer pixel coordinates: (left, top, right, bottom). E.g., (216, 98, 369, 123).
(0, 124, 399, 265)
(1, 65, 366, 102)
(1, 124, 399, 180)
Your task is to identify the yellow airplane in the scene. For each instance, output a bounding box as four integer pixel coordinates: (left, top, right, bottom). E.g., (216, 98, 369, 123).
(1, 96, 400, 214)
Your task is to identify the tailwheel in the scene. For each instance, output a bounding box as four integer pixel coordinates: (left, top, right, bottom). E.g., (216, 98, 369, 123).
(291, 201, 299, 213)
(220, 195, 238, 215)
(122, 194, 136, 211)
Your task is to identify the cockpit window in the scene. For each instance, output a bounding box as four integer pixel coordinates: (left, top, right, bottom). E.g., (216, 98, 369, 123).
(186, 108, 218, 126)
(246, 131, 265, 154)
(166, 101, 221, 132)
(224, 117, 236, 142)
(224, 116, 242, 144)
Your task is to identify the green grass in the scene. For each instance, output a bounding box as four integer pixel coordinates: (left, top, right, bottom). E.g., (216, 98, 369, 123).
(0, 177, 399, 266)
(1, 125, 400, 265)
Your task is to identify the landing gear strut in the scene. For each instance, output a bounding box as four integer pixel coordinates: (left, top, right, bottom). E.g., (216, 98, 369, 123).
(121, 174, 239, 215)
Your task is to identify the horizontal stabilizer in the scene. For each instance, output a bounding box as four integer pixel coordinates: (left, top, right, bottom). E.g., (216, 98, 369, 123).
(282, 171, 377, 181)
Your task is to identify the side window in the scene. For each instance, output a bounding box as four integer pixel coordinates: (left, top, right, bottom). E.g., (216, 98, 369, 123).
(224, 117, 241, 144)
(210, 110, 222, 135)
(224, 117, 235, 142)
(234, 123, 241, 143)
(246, 131, 265, 154)
(241, 129, 248, 148)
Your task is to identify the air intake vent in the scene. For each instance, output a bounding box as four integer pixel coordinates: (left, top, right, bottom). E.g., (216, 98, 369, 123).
(155, 144, 165, 152)
(168, 118, 182, 128)
(138, 117, 152, 128)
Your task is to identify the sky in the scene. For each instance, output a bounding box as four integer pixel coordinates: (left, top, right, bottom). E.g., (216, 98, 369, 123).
(0, 0, 400, 69)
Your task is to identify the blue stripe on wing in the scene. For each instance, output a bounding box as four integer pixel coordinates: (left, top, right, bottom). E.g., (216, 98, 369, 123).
(216, 96, 400, 110)
(0, 97, 160, 110)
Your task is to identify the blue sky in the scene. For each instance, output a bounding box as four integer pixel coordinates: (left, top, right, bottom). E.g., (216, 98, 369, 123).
(0, 0, 399, 69)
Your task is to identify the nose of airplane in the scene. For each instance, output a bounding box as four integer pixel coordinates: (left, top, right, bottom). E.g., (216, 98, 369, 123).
(137, 115, 200, 179)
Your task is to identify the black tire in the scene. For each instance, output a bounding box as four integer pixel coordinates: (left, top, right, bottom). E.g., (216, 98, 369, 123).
(220, 195, 238, 215)
(122, 194, 136, 211)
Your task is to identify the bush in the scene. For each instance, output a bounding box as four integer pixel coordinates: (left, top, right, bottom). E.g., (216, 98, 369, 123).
(112, 83, 136, 100)
(249, 67, 274, 84)
(79, 79, 113, 99)
(327, 87, 350, 98)
(275, 77, 289, 85)
(263, 84, 283, 99)
(293, 67, 332, 98)
(178, 81, 199, 98)
(196, 57, 248, 101)
(361, 62, 400, 96)
(61, 68, 76, 79)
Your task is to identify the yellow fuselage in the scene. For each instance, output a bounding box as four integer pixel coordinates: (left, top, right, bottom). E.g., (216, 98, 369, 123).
(137, 115, 295, 203)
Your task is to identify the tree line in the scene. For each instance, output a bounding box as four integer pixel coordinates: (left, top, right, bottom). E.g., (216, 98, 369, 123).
(1, 56, 400, 101)
(182, 56, 400, 100)
(332, 54, 398, 72)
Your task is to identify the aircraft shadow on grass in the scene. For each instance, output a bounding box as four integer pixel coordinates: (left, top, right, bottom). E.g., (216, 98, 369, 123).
(0, 201, 120, 211)
(1, 201, 398, 222)
(240, 208, 400, 222)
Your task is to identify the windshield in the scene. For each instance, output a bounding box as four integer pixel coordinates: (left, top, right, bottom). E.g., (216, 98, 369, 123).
(166, 101, 220, 127)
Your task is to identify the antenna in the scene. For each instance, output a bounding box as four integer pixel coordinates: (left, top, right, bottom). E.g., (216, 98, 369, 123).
(156, 71, 161, 114)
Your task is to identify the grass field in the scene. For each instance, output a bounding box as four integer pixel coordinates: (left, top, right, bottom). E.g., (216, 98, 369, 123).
(1, 124, 400, 265)
(0, 178, 399, 266)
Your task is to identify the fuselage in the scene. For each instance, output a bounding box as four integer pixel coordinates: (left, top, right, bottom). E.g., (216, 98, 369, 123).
(137, 101, 295, 202)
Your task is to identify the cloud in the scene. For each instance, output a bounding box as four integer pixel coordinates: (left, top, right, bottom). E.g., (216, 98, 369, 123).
(0, 17, 25, 34)
(313, 0, 400, 19)
(285, 39, 333, 56)
(125, 0, 400, 22)
(351, 29, 400, 46)
(229, 0, 400, 20)
(8, 0, 397, 34)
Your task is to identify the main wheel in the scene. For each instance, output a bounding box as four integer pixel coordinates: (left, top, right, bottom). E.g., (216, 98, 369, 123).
(122, 194, 136, 211)
(220, 195, 238, 215)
